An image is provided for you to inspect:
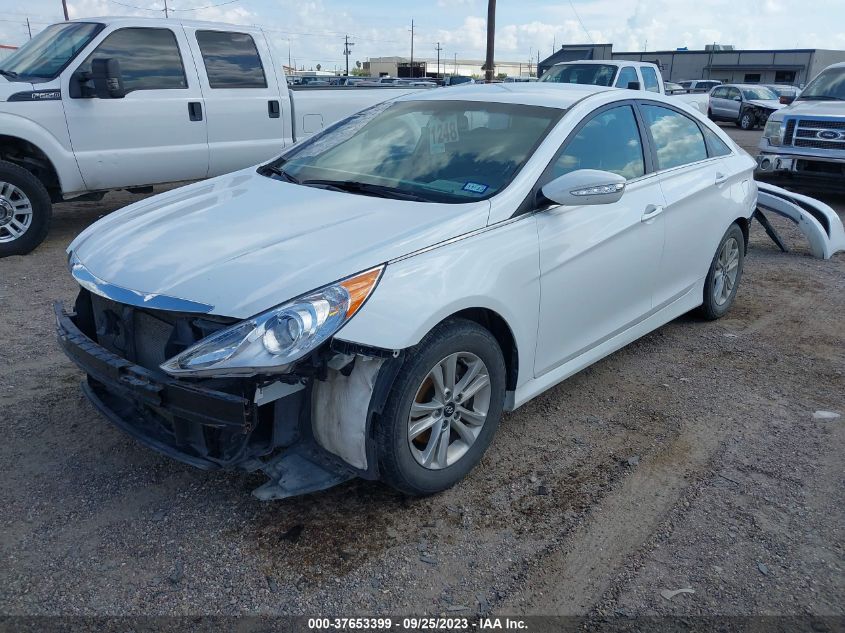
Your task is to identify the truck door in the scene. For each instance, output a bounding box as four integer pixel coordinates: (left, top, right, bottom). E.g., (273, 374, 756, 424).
(183, 28, 289, 177)
(62, 25, 209, 191)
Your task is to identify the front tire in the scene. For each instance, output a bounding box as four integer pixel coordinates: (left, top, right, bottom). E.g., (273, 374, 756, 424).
(738, 110, 755, 130)
(0, 159, 52, 257)
(376, 319, 507, 496)
(700, 223, 745, 320)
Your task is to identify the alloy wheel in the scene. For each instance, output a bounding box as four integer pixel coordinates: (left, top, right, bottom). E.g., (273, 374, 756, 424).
(0, 181, 33, 244)
(713, 236, 740, 306)
(407, 351, 492, 470)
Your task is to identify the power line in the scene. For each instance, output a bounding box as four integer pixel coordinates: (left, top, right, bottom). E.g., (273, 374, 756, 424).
(171, 0, 240, 11)
(568, 0, 593, 44)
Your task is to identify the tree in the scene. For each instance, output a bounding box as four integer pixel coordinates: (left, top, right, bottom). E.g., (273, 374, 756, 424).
(316, 64, 322, 71)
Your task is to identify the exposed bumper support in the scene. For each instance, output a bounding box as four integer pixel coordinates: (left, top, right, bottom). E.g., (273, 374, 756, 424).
(55, 302, 354, 499)
(755, 182, 845, 260)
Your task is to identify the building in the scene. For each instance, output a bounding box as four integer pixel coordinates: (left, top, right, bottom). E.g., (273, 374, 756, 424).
(539, 44, 845, 86)
(365, 56, 538, 79)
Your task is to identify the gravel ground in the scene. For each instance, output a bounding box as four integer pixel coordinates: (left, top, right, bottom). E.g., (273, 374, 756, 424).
(0, 127, 842, 623)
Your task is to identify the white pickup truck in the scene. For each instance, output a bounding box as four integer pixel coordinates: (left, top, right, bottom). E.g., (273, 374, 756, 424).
(0, 17, 424, 256)
(539, 60, 710, 113)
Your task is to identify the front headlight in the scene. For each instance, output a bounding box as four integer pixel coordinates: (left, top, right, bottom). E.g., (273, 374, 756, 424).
(763, 119, 784, 145)
(160, 266, 383, 377)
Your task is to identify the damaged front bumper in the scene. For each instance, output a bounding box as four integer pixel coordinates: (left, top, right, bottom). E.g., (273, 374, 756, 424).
(54, 301, 361, 500)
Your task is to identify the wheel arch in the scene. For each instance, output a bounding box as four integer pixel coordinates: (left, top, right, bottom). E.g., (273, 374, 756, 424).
(438, 307, 519, 392)
(734, 215, 750, 249)
(0, 134, 62, 201)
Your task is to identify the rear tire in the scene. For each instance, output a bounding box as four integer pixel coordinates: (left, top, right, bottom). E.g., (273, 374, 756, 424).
(700, 223, 745, 320)
(0, 159, 52, 258)
(376, 318, 507, 496)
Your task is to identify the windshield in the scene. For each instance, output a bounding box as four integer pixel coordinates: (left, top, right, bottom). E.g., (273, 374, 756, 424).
(741, 87, 778, 100)
(799, 68, 845, 101)
(0, 22, 102, 82)
(540, 64, 617, 87)
(262, 100, 562, 203)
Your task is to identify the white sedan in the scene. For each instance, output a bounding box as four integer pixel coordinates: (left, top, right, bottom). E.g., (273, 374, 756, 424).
(58, 84, 757, 499)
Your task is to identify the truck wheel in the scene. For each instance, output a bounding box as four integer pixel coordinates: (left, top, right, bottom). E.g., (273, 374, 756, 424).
(0, 159, 52, 257)
(376, 318, 507, 496)
(738, 110, 755, 130)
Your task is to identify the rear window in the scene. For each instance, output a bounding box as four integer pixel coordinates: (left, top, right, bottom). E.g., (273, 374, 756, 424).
(641, 67, 660, 93)
(640, 104, 708, 170)
(540, 63, 617, 87)
(195, 30, 266, 88)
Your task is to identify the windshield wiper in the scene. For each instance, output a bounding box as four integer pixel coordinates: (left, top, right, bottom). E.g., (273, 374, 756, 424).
(0, 69, 19, 79)
(300, 179, 431, 202)
(259, 164, 300, 184)
(798, 95, 845, 101)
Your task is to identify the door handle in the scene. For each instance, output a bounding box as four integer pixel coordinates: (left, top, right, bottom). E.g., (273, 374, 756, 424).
(188, 101, 203, 121)
(715, 172, 729, 185)
(641, 204, 664, 223)
(268, 100, 280, 118)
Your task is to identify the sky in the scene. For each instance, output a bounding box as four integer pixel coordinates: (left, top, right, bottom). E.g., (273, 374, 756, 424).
(1, 0, 844, 72)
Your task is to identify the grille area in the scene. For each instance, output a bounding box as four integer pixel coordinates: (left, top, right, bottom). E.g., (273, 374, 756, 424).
(789, 119, 845, 151)
(783, 119, 796, 145)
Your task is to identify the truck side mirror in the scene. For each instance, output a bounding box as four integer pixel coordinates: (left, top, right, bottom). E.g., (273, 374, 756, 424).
(627, 81, 641, 90)
(91, 58, 125, 99)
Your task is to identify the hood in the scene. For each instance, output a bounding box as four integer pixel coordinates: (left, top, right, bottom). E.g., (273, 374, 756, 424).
(69, 169, 490, 319)
(0, 77, 36, 101)
(781, 100, 845, 118)
(747, 99, 784, 111)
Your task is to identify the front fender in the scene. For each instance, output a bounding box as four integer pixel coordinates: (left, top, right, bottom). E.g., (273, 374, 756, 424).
(336, 216, 541, 391)
(0, 110, 85, 194)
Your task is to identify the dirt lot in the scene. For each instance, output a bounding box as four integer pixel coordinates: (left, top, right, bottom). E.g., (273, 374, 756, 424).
(1, 126, 843, 624)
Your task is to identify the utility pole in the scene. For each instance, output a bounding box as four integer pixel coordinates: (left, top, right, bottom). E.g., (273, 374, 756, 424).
(26, 18, 32, 38)
(435, 42, 443, 80)
(163, 0, 169, 18)
(409, 19, 415, 78)
(454, 52, 457, 76)
(343, 35, 354, 76)
(61, 0, 69, 20)
(484, 0, 496, 82)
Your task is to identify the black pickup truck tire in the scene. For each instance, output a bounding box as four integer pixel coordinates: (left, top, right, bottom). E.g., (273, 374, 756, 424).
(0, 159, 52, 258)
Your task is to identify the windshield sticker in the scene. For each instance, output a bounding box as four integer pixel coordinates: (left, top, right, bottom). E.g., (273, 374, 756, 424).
(462, 182, 489, 195)
(429, 114, 460, 154)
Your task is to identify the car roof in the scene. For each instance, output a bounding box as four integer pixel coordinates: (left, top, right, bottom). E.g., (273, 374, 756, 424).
(396, 82, 611, 109)
(72, 16, 263, 32)
(720, 84, 777, 90)
(552, 59, 655, 68)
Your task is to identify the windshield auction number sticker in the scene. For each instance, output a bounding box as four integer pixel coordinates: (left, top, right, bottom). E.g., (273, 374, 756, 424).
(430, 115, 460, 153)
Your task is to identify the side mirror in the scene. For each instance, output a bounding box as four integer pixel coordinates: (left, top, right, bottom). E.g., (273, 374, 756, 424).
(540, 169, 626, 207)
(627, 81, 641, 90)
(91, 58, 125, 99)
(780, 95, 795, 105)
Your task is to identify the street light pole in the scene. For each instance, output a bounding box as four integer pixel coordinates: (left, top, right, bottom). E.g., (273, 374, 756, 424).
(484, 0, 496, 82)
(435, 42, 442, 80)
(409, 19, 415, 78)
(61, 0, 69, 20)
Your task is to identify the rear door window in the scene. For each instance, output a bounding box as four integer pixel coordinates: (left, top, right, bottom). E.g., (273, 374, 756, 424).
(195, 30, 267, 88)
(640, 104, 708, 170)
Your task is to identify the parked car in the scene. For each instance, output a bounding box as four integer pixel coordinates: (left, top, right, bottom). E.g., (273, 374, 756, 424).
(761, 84, 801, 104)
(539, 60, 709, 113)
(664, 81, 687, 95)
(677, 79, 722, 92)
(0, 17, 426, 256)
(757, 62, 845, 192)
(443, 75, 475, 86)
(708, 84, 784, 129)
(57, 83, 757, 500)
